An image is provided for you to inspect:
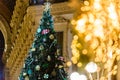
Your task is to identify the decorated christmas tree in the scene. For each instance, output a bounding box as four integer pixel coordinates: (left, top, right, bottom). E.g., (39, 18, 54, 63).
(19, 2, 67, 80)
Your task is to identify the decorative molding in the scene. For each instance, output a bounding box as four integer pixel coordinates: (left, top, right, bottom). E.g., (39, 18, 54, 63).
(27, 2, 74, 15)
(54, 15, 69, 23)
(0, 15, 11, 63)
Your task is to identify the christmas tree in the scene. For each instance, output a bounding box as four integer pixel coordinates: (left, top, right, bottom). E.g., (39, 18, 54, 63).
(19, 2, 67, 80)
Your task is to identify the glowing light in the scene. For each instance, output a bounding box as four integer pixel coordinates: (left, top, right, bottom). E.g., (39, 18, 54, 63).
(85, 34, 92, 41)
(77, 62, 82, 67)
(79, 74, 87, 80)
(82, 49, 88, 55)
(71, 57, 78, 64)
(84, 1, 89, 6)
(93, 0, 102, 11)
(70, 72, 80, 80)
(85, 62, 97, 73)
(66, 61, 72, 67)
(70, 72, 87, 80)
(70, 0, 120, 79)
(71, 20, 76, 25)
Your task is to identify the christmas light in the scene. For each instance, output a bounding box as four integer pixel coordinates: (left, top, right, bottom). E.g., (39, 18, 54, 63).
(69, 0, 120, 79)
(85, 62, 97, 73)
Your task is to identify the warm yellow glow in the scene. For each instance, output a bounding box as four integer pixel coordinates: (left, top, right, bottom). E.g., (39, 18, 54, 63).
(71, 57, 78, 64)
(112, 70, 117, 75)
(71, 20, 76, 25)
(66, 61, 72, 67)
(70, 0, 120, 79)
(82, 49, 88, 55)
(84, 1, 89, 6)
(76, 19, 86, 33)
(77, 62, 82, 67)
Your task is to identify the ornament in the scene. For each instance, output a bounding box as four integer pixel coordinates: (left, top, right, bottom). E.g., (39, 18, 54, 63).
(59, 65, 63, 68)
(31, 48, 36, 51)
(58, 56, 64, 61)
(39, 45, 44, 50)
(42, 29, 50, 34)
(43, 38, 47, 42)
(57, 49, 60, 55)
(35, 65, 40, 71)
(44, 74, 49, 79)
(51, 70, 56, 76)
(37, 28, 41, 33)
(25, 76, 29, 80)
(55, 64, 58, 67)
(49, 34, 54, 40)
(28, 69, 32, 75)
(23, 72, 27, 76)
(47, 55, 51, 61)
(35, 56, 38, 62)
(34, 38, 37, 41)
(38, 75, 41, 80)
(23, 64, 26, 68)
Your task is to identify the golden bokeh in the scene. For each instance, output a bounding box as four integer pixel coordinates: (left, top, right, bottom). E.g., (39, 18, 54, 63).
(70, 0, 120, 79)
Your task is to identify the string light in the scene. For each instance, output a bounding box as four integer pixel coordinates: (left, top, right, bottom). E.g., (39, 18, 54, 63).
(69, 0, 120, 79)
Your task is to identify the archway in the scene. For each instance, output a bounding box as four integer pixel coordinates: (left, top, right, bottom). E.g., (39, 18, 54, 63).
(0, 31, 5, 80)
(0, 15, 11, 80)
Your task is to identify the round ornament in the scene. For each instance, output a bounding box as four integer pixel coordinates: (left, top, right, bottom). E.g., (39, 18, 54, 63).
(37, 28, 41, 33)
(28, 69, 32, 75)
(25, 76, 29, 80)
(44, 74, 49, 79)
(39, 45, 44, 50)
(35, 65, 40, 71)
(49, 34, 54, 40)
(51, 70, 56, 76)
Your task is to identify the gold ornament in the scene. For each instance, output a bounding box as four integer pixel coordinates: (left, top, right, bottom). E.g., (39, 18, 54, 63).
(39, 45, 44, 50)
(49, 34, 54, 40)
(35, 65, 40, 71)
(47, 55, 51, 61)
(31, 48, 36, 51)
(58, 65, 63, 68)
(25, 76, 29, 80)
(51, 70, 56, 76)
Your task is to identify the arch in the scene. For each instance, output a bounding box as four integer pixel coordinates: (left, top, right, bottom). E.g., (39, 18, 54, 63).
(0, 15, 11, 63)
